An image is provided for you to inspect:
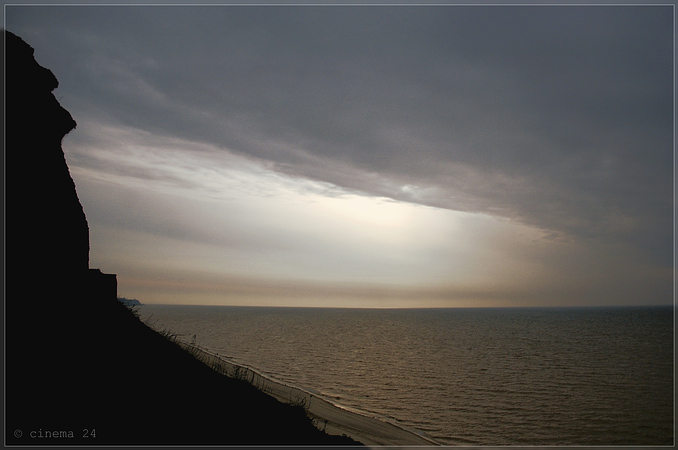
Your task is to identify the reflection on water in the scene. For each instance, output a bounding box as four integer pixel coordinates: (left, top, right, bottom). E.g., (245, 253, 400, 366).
(140, 305, 673, 445)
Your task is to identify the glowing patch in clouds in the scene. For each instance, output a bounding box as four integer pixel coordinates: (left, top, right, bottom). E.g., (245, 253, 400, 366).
(318, 194, 409, 229)
(65, 123, 569, 306)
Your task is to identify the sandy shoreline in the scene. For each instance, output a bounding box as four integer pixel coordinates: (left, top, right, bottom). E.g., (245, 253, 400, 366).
(177, 340, 440, 446)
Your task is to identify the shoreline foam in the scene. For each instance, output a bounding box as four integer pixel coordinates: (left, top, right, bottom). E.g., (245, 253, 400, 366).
(176, 339, 440, 446)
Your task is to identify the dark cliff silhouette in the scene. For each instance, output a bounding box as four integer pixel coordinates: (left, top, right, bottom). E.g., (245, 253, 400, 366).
(6, 30, 87, 273)
(4, 31, 358, 446)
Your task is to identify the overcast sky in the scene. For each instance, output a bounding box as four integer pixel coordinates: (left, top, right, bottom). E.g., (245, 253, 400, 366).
(5, 3, 674, 307)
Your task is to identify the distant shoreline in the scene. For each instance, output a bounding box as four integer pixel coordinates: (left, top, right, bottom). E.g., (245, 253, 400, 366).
(118, 297, 141, 306)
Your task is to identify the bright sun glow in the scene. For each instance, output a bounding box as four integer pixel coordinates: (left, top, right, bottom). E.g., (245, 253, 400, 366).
(312, 194, 414, 230)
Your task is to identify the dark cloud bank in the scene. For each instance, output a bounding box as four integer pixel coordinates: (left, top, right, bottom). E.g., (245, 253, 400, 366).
(7, 5, 673, 274)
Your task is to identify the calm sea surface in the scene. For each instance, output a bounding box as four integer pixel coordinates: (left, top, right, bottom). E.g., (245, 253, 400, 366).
(138, 305, 673, 445)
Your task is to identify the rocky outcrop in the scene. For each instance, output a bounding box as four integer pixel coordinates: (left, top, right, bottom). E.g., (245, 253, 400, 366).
(6, 30, 90, 276)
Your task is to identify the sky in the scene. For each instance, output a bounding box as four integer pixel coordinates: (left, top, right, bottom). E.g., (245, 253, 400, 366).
(5, 3, 674, 308)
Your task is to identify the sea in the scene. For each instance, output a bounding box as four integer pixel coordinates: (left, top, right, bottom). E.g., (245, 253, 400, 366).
(138, 305, 674, 446)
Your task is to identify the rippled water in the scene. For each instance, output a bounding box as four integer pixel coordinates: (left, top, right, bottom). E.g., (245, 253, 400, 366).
(139, 305, 673, 445)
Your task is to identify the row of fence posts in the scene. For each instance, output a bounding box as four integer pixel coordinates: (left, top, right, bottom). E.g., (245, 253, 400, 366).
(175, 339, 314, 410)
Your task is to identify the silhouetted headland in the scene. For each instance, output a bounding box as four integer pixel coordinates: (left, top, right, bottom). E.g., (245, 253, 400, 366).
(117, 297, 142, 306)
(4, 30, 359, 446)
